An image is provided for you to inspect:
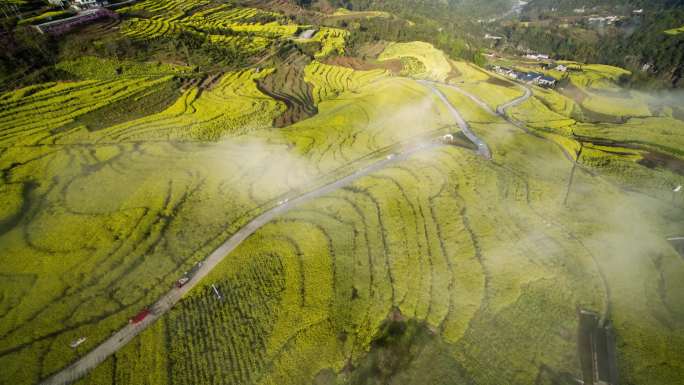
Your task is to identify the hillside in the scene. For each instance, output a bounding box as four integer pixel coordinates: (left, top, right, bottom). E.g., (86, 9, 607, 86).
(0, 1, 683, 385)
(498, 0, 684, 87)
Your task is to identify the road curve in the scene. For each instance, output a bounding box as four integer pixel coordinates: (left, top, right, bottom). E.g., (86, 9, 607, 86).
(496, 85, 532, 115)
(40, 82, 489, 385)
(438, 83, 498, 117)
(419, 80, 492, 160)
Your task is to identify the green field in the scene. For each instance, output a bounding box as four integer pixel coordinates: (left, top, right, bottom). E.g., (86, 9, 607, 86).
(664, 25, 684, 35)
(1, 2, 683, 385)
(72, 88, 684, 385)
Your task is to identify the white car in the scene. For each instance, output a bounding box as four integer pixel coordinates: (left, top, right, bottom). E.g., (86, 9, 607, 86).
(70, 337, 86, 348)
(386, 154, 396, 160)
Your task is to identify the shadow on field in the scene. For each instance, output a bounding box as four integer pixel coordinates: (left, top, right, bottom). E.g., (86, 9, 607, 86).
(314, 313, 471, 385)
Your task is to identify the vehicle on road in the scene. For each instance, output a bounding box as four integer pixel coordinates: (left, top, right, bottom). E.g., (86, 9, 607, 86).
(175, 276, 190, 288)
(129, 309, 150, 324)
(69, 337, 86, 348)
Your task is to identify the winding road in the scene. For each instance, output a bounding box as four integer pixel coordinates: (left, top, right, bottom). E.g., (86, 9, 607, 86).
(39, 79, 493, 385)
(420, 80, 492, 159)
(496, 85, 532, 116)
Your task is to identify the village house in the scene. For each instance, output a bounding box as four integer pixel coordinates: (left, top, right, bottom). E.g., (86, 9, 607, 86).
(525, 53, 550, 61)
(72, 0, 108, 10)
(536, 76, 557, 88)
(555, 64, 568, 72)
(491, 66, 557, 88)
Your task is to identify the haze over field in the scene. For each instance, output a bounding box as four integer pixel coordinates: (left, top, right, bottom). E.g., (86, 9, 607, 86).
(0, 1, 682, 385)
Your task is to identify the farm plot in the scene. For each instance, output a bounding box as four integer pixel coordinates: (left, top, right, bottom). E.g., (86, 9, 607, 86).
(118, 0, 211, 22)
(0, 76, 176, 146)
(379, 42, 452, 82)
(55, 56, 191, 80)
(508, 97, 577, 136)
(118, 1, 299, 56)
(573, 117, 684, 159)
(304, 60, 388, 104)
(295, 27, 350, 58)
(324, 7, 392, 21)
(119, 1, 348, 59)
(95, 69, 285, 141)
(1, 67, 465, 385)
(75, 110, 684, 385)
(255, 53, 318, 127)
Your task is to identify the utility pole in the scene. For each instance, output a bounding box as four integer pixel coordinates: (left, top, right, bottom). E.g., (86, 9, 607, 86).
(564, 141, 584, 207)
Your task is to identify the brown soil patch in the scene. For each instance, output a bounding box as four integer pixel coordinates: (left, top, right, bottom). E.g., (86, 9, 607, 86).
(445, 62, 462, 83)
(355, 41, 389, 59)
(638, 152, 684, 176)
(256, 52, 318, 127)
(199, 72, 223, 91)
(486, 76, 515, 88)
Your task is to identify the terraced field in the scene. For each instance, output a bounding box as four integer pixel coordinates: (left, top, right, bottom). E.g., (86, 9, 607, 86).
(1, 5, 683, 383)
(116, 0, 351, 61)
(379, 42, 452, 82)
(71, 82, 684, 385)
(305, 60, 388, 104)
(0, 54, 460, 385)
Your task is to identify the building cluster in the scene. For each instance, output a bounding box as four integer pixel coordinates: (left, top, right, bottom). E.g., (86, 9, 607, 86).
(48, 0, 108, 10)
(491, 65, 558, 88)
(587, 15, 622, 25)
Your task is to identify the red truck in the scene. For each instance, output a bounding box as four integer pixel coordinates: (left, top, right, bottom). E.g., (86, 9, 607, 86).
(129, 308, 150, 324)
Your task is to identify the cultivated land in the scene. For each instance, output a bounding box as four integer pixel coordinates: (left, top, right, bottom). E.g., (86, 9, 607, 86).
(1, 1, 683, 385)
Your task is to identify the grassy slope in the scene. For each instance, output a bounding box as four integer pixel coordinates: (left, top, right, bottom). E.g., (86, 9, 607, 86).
(0, 60, 454, 384)
(1, 5, 683, 385)
(379, 42, 452, 82)
(76, 93, 684, 385)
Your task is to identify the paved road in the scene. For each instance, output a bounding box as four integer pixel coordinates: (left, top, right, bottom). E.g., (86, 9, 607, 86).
(40, 148, 436, 385)
(496, 85, 532, 115)
(437, 83, 498, 117)
(40, 85, 488, 385)
(419, 80, 492, 160)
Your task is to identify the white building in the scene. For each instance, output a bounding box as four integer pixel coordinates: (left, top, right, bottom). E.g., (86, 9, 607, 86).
(555, 64, 568, 72)
(525, 53, 549, 61)
(536, 76, 557, 87)
(73, 0, 106, 10)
